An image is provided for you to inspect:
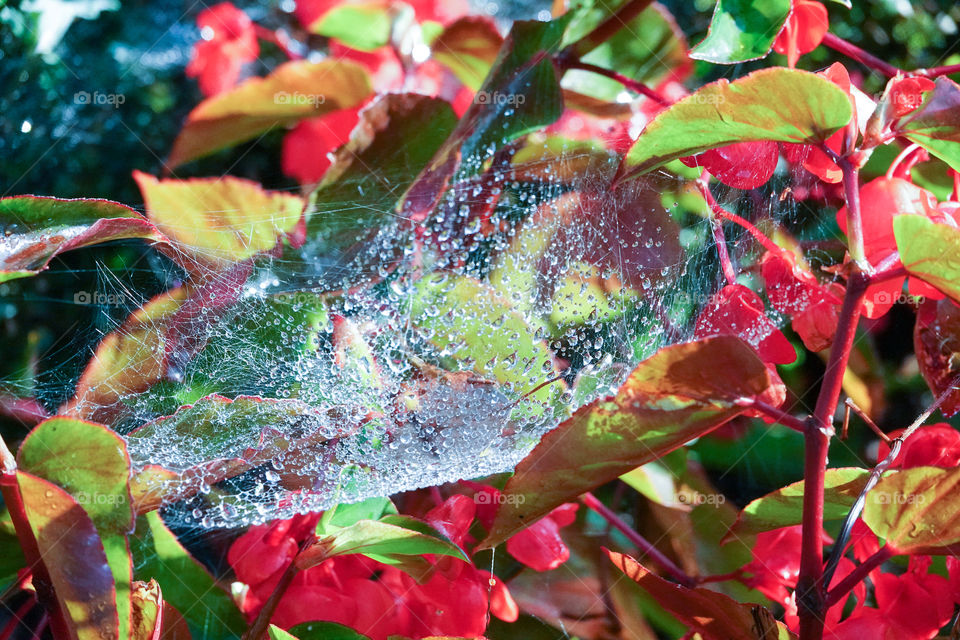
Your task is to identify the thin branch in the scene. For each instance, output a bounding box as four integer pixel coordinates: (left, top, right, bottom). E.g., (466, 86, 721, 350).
(844, 398, 890, 444)
(561, 60, 668, 106)
(747, 400, 809, 434)
(915, 63, 960, 79)
(824, 546, 892, 608)
(243, 535, 315, 639)
(821, 33, 900, 78)
(837, 156, 870, 271)
(581, 492, 695, 588)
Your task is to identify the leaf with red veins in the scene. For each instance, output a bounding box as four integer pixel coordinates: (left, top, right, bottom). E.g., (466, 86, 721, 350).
(282, 107, 362, 184)
(186, 3, 259, 97)
(694, 284, 796, 365)
(773, 0, 829, 68)
(681, 140, 779, 190)
(914, 300, 960, 417)
(505, 503, 578, 572)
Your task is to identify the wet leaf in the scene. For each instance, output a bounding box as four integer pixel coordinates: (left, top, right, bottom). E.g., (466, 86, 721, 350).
(17, 471, 119, 640)
(901, 77, 960, 172)
(481, 336, 775, 547)
(133, 171, 305, 267)
(914, 300, 960, 417)
(0, 195, 162, 282)
(296, 514, 469, 569)
(724, 468, 868, 541)
(607, 550, 794, 640)
(169, 60, 372, 167)
(430, 16, 502, 90)
(689, 0, 791, 64)
(130, 511, 245, 637)
(863, 465, 960, 554)
(620, 68, 852, 179)
(894, 215, 960, 303)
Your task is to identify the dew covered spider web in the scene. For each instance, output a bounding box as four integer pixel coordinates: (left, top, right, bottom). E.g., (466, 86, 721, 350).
(8, 100, 815, 531)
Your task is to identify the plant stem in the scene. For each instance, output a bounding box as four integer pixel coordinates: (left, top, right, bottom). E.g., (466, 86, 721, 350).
(564, 0, 655, 58)
(748, 400, 809, 433)
(0, 436, 72, 639)
(243, 536, 314, 639)
(824, 546, 892, 607)
(581, 492, 695, 588)
(837, 156, 870, 271)
(562, 60, 668, 106)
(916, 62, 960, 78)
(796, 272, 868, 640)
(821, 33, 900, 78)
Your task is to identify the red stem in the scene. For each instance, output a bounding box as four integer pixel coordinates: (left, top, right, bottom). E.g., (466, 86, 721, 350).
(562, 60, 668, 106)
(796, 272, 868, 640)
(748, 400, 809, 433)
(824, 546, 892, 607)
(916, 63, 960, 78)
(837, 156, 869, 270)
(581, 492, 695, 588)
(243, 536, 314, 639)
(700, 183, 782, 256)
(821, 33, 900, 78)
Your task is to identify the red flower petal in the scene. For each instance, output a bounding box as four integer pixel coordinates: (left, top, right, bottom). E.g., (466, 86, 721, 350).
(876, 423, 960, 469)
(888, 76, 936, 118)
(773, 0, 829, 67)
(281, 107, 361, 184)
(425, 494, 476, 548)
(186, 3, 259, 96)
(694, 284, 796, 365)
(505, 504, 578, 572)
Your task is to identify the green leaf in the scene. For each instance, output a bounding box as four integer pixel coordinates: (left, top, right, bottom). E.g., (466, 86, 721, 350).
(724, 468, 869, 541)
(608, 551, 794, 640)
(169, 60, 372, 167)
(289, 622, 371, 640)
(317, 496, 397, 534)
(863, 465, 960, 554)
(410, 273, 563, 405)
(297, 514, 469, 570)
(268, 627, 299, 640)
(689, 0, 791, 64)
(563, 4, 690, 102)
(308, 3, 392, 51)
(619, 68, 853, 180)
(0, 508, 25, 591)
(290, 93, 458, 292)
(133, 171, 305, 267)
(0, 195, 161, 282)
(480, 336, 775, 548)
(18, 416, 136, 638)
(894, 215, 960, 303)
(18, 471, 119, 640)
(901, 77, 960, 173)
(130, 511, 245, 638)
(430, 16, 503, 90)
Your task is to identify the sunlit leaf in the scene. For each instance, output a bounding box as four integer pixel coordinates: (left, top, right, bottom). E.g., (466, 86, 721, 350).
(430, 16, 502, 90)
(18, 471, 119, 640)
(306, 2, 392, 51)
(901, 77, 960, 172)
(481, 336, 775, 547)
(689, 0, 791, 64)
(133, 171, 305, 267)
(297, 514, 469, 569)
(724, 468, 868, 541)
(619, 68, 852, 179)
(168, 60, 371, 167)
(608, 550, 794, 639)
(130, 511, 245, 637)
(894, 215, 960, 303)
(0, 195, 161, 282)
(863, 465, 960, 554)
(130, 580, 161, 640)
(316, 496, 397, 534)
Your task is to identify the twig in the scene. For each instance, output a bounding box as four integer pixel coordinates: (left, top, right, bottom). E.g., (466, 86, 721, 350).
(837, 156, 870, 271)
(243, 535, 315, 639)
(561, 60, 668, 106)
(824, 546, 892, 607)
(821, 33, 900, 78)
(581, 492, 695, 588)
(843, 398, 889, 444)
(915, 63, 960, 79)
(747, 400, 809, 434)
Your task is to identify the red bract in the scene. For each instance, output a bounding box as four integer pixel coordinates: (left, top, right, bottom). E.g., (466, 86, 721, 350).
(186, 3, 259, 96)
(282, 107, 362, 184)
(680, 140, 779, 190)
(836, 176, 944, 318)
(773, 0, 829, 68)
(888, 76, 936, 118)
(762, 250, 843, 351)
(694, 284, 796, 365)
(876, 423, 960, 469)
(505, 503, 578, 572)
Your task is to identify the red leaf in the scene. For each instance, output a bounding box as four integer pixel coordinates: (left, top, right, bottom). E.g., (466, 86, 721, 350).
(914, 299, 960, 417)
(186, 3, 259, 97)
(281, 107, 362, 184)
(694, 284, 796, 365)
(773, 0, 829, 68)
(889, 76, 936, 119)
(505, 504, 578, 572)
(877, 423, 960, 468)
(683, 140, 779, 190)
